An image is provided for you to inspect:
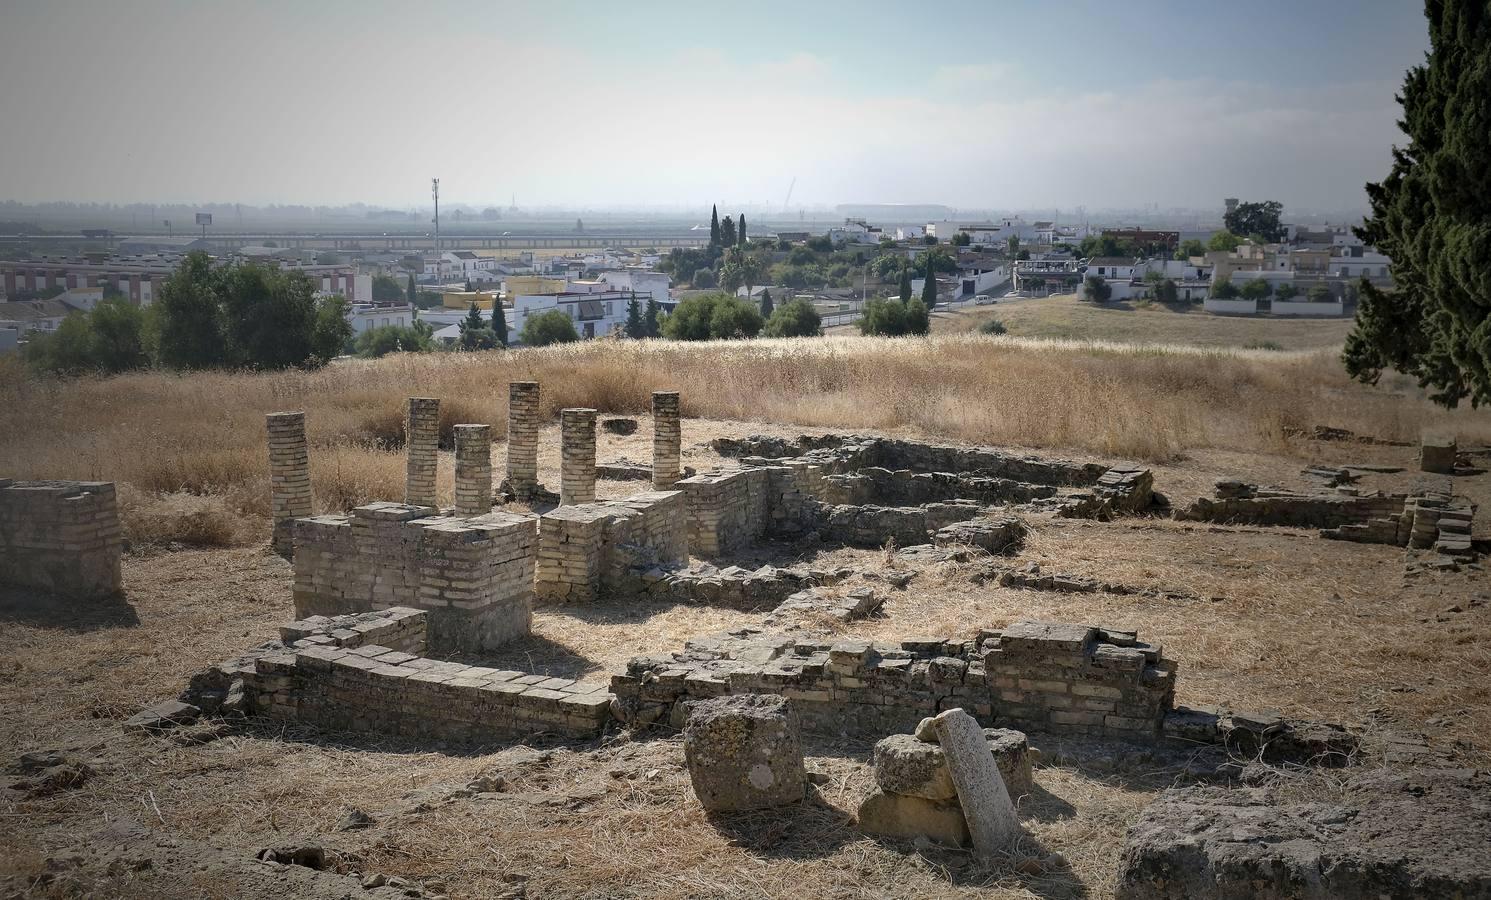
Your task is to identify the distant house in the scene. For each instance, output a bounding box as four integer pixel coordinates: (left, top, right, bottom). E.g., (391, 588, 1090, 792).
(0, 297, 75, 335)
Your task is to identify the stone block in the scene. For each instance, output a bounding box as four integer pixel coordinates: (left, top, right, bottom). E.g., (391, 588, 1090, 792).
(856, 790, 970, 847)
(683, 694, 806, 812)
(930, 708, 1020, 856)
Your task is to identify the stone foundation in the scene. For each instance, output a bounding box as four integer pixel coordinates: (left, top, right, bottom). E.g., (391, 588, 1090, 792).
(1177, 479, 1407, 529)
(292, 502, 536, 653)
(0, 479, 122, 599)
(535, 491, 687, 602)
(612, 620, 1175, 740)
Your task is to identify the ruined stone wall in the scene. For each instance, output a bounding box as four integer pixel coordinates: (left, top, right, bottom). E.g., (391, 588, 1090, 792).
(718, 435, 1106, 487)
(679, 468, 773, 556)
(1177, 483, 1405, 529)
(0, 479, 122, 599)
(241, 645, 612, 741)
(536, 491, 687, 602)
(612, 621, 1175, 740)
(292, 502, 536, 653)
(816, 467, 1057, 507)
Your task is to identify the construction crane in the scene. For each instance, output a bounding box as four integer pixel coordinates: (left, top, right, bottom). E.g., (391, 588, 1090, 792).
(782, 177, 796, 213)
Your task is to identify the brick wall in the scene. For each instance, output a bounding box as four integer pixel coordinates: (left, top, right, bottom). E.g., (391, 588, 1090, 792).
(1178, 483, 1406, 529)
(292, 502, 536, 653)
(536, 491, 687, 602)
(0, 479, 122, 599)
(612, 620, 1175, 740)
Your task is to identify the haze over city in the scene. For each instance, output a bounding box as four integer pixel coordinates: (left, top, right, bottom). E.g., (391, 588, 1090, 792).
(0, 0, 1429, 212)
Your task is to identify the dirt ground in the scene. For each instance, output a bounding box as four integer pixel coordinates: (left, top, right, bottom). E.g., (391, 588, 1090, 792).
(2, 418, 1486, 899)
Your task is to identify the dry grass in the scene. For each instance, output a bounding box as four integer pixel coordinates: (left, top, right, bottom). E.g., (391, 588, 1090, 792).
(930, 293, 1357, 351)
(4, 337, 1488, 531)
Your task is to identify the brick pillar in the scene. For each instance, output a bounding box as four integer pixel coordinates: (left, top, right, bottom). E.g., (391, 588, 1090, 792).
(506, 382, 540, 500)
(560, 408, 597, 506)
(266, 412, 312, 557)
(652, 390, 681, 489)
(453, 424, 493, 517)
(404, 398, 440, 507)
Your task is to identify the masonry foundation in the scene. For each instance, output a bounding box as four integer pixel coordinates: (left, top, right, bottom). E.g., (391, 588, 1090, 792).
(0, 479, 123, 599)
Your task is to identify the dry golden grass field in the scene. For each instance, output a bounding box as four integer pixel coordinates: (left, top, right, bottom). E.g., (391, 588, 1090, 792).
(1, 335, 1489, 899)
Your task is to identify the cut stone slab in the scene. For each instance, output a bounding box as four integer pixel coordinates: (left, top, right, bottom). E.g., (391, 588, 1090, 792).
(873, 729, 1033, 801)
(929, 708, 1021, 856)
(1420, 435, 1457, 474)
(1117, 767, 1491, 899)
(683, 694, 806, 812)
(857, 789, 970, 847)
(123, 700, 200, 733)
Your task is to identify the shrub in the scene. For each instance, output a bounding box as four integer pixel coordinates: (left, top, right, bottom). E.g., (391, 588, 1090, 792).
(1083, 275, 1112, 302)
(762, 299, 822, 338)
(1307, 284, 1335, 303)
(1245, 340, 1285, 351)
(1155, 278, 1179, 305)
(978, 318, 1008, 335)
(662, 293, 763, 341)
(521, 310, 579, 347)
(1211, 277, 1241, 299)
(1240, 278, 1272, 300)
(355, 323, 432, 358)
(859, 298, 929, 337)
(1274, 283, 1300, 301)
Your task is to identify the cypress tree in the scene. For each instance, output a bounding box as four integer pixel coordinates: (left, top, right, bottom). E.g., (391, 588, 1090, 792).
(921, 255, 938, 309)
(406, 272, 416, 305)
(759, 288, 773, 317)
(1343, 1, 1491, 407)
(898, 267, 912, 302)
(625, 296, 644, 338)
(738, 213, 747, 247)
(721, 215, 737, 248)
(644, 298, 661, 338)
(491, 302, 508, 347)
(710, 205, 721, 247)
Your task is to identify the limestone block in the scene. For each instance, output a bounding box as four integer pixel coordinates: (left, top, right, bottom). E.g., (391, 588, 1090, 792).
(857, 790, 970, 847)
(930, 708, 1020, 856)
(1420, 435, 1456, 474)
(683, 694, 806, 812)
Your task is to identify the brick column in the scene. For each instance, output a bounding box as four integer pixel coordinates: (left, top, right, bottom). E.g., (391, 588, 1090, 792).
(652, 390, 681, 489)
(405, 398, 440, 507)
(266, 411, 312, 557)
(560, 408, 597, 506)
(453, 424, 493, 517)
(506, 382, 540, 500)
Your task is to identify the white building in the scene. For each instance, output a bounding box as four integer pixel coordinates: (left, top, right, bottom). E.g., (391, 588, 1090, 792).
(896, 225, 926, 241)
(1330, 249, 1392, 280)
(512, 287, 637, 342)
(346, 303, 414, 335)
(931, 217, 1039, 245)
(599, 268, 671, 305)
(442, 251, 498, 283)
(828, 218, 884, 244)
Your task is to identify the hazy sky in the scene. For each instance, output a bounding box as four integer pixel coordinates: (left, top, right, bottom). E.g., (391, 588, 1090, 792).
(0, 0, 1429, 211)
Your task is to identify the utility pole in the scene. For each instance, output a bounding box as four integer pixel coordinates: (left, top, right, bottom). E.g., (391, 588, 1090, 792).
(432, 177, 440, 258)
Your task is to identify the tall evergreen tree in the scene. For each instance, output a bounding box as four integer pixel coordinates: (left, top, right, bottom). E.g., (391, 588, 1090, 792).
(721, 215, 737, 248)
(738, 214, 747, 246)
(710, 205, 721, 247)
(153, 251, 227, 369)
(644, 298, 661, 338)
(1343, 1, 1491, 407)
(406, 272, 416, 305)
(759, 288, 773, 317)
(898, 267, 913, 302)
(921, 255, 938, 309)
(491, 302, 508, 347)
(624, 295, 644, 338)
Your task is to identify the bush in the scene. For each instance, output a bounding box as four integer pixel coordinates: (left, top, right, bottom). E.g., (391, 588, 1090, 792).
(858, 298, 929, 337)
(1211, 277, 1241, 299)
(1274, 283, 1300, 301)
(1307, 284, 1335, 303)
(1245, 340, 1285, 351)
(355, 323, 431, 358)
(521, 309, 580, 346)
(763, 299, 822, 338)
(662, 293, 763, 341)
(1083, 275, 1112, 302)
(690, 267, 717, 288)
(1155, 278, 1179, 304)
(1240, 278, 1272, 300)
(978, 318, 1008, 335)
(22, 299, 150, 376)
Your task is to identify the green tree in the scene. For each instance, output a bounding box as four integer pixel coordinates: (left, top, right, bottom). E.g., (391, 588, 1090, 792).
(1083, 275, 1112, 302)
(1206, 231, 1244, 252)
(720, 215, 737, 248)
(219, 265, 335, 369)
(1240, 278, 1272, 301)
(921, 257, 938, 309)
(1155, 278, 1179, 305)
(898, 267, 912, 302)
(1308, 284, 1335, 303)
(1275, 282, 1300, 301)
(858, 298, 908, 336)
(152, 251, 226, 369)
(458, 302, 495, 350)
(951, 232, 971, 247)
(1223, 200, 1286, 243)
(691, 267, 717, 289)
(521, 309, 579, 346)
(372, 274, 403, 301)
(1343, 0, 1490, 406)
(709, 295, 763, 338)
(643, 298, 661, 337)
(310, 295, 353, 364)
(978, 318, 1008, 335)
(759, 288, 774, 317)
(904, 299, 930, 335)
(661, 293, 762, 340)
(1006, 234, 1020, 257)
(624, 296, 645, 338)
(1175, 238, 1206, 260)
(22, 313, 95, 374)
(406, 273, 416, 305)
(737, 213, 747, 247)
(1211, 276, 1240, 299)
(89, 297, 150, 373)
(709, 205, 720, 247)
(490, 303, 508, 347)
(762, 298, 820, 337)
(355, 324, 432, 358)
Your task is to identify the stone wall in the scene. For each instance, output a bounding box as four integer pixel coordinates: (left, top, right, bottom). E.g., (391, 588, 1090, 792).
(535, 491, 687, 602)
(815, 467, 1057, 507)
(292, 502, 536, 653)
(612, 620, 1175, 740)
(678, 467, 811, 556)
(1177, 480, 1406, 529)
(0, 479, 123, 599)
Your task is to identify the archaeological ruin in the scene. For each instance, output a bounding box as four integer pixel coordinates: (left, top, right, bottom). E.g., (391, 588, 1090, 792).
(9, 379, 1485, 898)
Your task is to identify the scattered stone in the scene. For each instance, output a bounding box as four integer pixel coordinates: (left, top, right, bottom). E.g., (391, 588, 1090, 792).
(857, 790, 970, 847)
(1118, 767, 1491, 899)
(929, 708, 1021, 856)
(123, 700, 200, 733)
(336, 808, 375, 831)
(600, 417, 638, 436)
(683, 694, 806, 812)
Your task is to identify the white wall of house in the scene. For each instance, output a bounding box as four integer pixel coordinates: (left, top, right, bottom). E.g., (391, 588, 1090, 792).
(1273, 300, 1344, 317)
(1205, 298, 1259, 314)
(347, 304, 413, 334)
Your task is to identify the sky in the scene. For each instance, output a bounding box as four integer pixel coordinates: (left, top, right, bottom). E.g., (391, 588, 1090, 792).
(0, 0, 1431, 213)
